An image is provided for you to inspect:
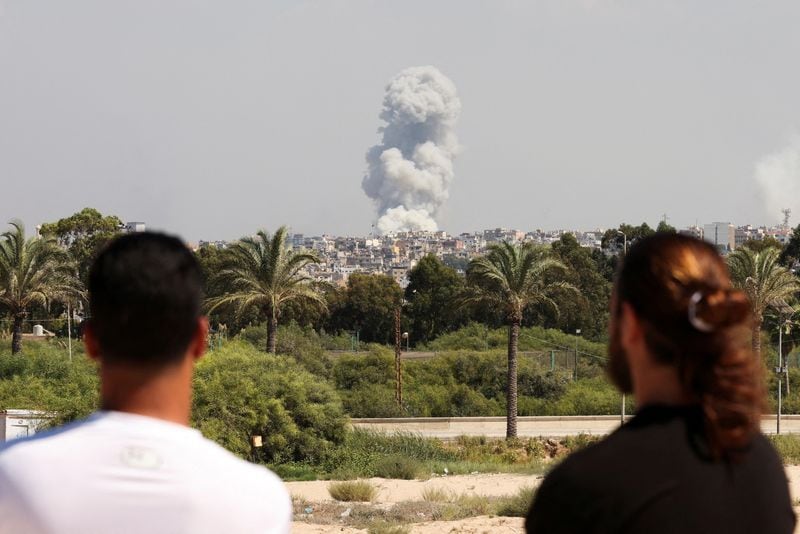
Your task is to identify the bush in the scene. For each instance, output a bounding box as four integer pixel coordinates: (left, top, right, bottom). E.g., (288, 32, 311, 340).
(237, 322, 332, 378)
(328, 480, 377, 502)
(323, 429, 456, 477)
(448, 436, 547, 466)
(769, 434, 800, 464)
(192, 340, 347, 464)
(333, 349, 395, 390)
(269, 463, 318, 481)
(341, 384, 406, 418)
(495, 486, 536, 517)
(421, 487, 452, 502)
(0, 341, 99, 426)
(373, 454, 423, 480)
(561, 433, 599, 452)
(518, 370, 570, 399)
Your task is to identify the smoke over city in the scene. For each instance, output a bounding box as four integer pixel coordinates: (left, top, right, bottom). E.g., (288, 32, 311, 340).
(755, 135, 800, 223)
(362, 66, 461, 234)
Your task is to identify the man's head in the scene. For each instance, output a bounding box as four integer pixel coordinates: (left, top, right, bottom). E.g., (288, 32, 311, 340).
(608, 233, 762, 453)
(86, 232, 206, 369)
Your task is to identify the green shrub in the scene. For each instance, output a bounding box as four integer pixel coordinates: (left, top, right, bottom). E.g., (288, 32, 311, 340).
(769, 434, 800, 464)
(192, 340, 347, 464)
(340, 384, 406, 418)
(333, 340, 615, 418)
(404, 383, 500, 417)
(373, 454, 423, 480)
(269, 463, 318, 481)
(328, 480, 378, 502)
(323, 429, 456, 477)
(495, 486, 536, 517)
(561, 433, 600, 452)
(518, 370, 570, 399)
(237, 322, 332, 378)
(332, 349, 395, 390)
(0, 341, 99, 425)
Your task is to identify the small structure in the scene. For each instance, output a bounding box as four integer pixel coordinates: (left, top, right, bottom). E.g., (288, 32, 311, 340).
(0, 410, 53, 442)
(21, 325, 55, 341)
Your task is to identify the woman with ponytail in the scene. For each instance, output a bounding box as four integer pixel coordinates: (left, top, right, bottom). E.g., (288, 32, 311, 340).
(526, 233, 795, 534)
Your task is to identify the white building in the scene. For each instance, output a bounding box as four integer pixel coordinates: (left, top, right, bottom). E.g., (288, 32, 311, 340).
(703, 222, 736, 252)
(1, 410, 52, 442)
(124, 222, 146, 233)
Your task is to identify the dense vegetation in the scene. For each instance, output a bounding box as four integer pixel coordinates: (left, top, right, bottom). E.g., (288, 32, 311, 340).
(3, 209, 800, 477)
(2, 328, 800, 480)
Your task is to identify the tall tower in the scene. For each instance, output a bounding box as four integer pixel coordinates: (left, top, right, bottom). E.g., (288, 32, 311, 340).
(782, 208, 792, 229)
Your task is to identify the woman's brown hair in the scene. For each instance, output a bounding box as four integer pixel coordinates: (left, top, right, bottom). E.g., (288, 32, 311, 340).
(613, 233, 763, 457)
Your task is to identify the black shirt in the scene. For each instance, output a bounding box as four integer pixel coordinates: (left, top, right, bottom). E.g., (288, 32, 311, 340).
(526, 405, 795, 534)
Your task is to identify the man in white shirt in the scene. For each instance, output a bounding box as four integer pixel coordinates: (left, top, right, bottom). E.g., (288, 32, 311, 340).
(0, 232, 291, 534)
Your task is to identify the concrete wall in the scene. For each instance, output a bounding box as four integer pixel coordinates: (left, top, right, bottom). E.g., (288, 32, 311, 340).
(351, 415, 800, 439)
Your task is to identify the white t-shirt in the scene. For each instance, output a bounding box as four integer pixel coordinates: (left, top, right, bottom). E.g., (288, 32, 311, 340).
(0, 411, 291, 534)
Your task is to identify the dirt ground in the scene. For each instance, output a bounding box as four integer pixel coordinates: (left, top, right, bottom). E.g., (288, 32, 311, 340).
(288, 468, 800, 533)
(291, 515, 525, 533)
(286, 473, 541, 504)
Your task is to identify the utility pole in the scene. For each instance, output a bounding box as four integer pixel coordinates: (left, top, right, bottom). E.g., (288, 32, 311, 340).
(574, 329, 581, 380)
(394, 307, 402, 406)
(67, 302, 72, 363)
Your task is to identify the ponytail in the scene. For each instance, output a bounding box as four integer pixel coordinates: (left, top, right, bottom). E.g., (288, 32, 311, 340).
(616, 234, 764, 458)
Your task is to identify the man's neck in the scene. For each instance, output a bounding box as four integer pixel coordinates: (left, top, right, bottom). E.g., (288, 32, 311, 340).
(99, 360, 193, 426)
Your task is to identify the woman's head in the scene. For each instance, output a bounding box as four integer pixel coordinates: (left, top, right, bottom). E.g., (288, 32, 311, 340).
(608, 233, 762, 455)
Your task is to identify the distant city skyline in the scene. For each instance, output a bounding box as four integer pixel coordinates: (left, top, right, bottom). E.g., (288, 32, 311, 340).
(2, 1, 799, 241)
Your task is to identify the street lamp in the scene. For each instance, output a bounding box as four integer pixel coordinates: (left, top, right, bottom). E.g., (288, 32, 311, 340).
(615, 230, 628, 255)
(616, 230, 628, 425)
(402, 331, 410, 352)
(774, 299, 794, 435)
(574, 329, 581, 380)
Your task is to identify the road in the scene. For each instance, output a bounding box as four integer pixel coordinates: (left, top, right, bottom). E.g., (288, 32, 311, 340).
(351, 415, 800, 439)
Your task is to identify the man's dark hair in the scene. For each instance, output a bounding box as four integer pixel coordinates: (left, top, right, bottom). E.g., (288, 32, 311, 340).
(88, 232, 203, 366)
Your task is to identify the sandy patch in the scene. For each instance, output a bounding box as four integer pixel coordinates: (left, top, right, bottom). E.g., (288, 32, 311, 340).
(399, 516, 524, 533)
(290, 516, 524, 534)
(291, 523, 365, 534)
(287, 473, 543, 504)
(290, 468, 800, 533)
(786, 465, 800, 500)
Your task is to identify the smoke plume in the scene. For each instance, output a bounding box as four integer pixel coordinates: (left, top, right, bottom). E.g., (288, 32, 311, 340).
(362, 66, 461, 234)
(755, 135, 800, 223)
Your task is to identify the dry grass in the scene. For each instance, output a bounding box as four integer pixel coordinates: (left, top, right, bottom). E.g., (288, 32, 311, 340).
(328, 480, 378, 502)
(295, 485, 537, 529)
(421, 487, 452, 502)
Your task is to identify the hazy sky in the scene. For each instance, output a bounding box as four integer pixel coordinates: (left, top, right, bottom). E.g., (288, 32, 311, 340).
(2, 0, 799, 241)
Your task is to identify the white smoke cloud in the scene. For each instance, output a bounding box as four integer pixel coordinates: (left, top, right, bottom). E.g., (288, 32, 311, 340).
(755, 135, 800, 223)
(362, 66, 461, 234)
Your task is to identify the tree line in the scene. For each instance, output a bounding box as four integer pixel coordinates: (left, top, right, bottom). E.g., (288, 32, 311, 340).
(2, 208, 800, 437)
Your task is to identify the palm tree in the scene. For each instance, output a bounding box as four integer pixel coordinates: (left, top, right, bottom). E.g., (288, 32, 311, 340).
(0, 221, 79, 354)
(464, 242, 577, 438)
(206, 226, 325, 353)
(728, 246, 799, 360)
